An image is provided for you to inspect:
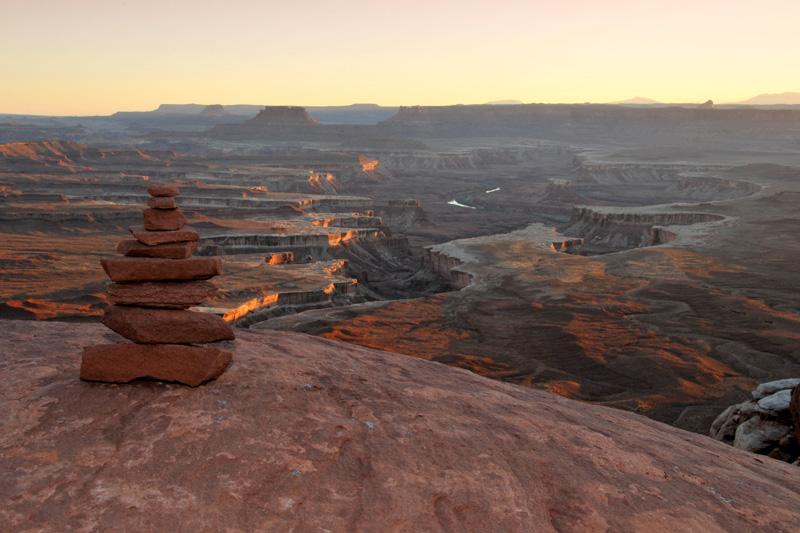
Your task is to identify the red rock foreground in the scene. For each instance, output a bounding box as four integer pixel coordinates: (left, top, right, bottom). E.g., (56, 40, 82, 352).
(3, 321, 799, 532)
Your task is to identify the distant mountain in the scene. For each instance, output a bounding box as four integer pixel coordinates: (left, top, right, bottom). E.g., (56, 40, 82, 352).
(147, 104, 258, 116)
(730, 92, 800, 105)
(248, 106, 320, 125)
(611, 97, 661, 105)
(485, 100, 524, 105)
(199, 104, 233, 117)
(151, 104, 205, 115)
(120, 103, 395, 124)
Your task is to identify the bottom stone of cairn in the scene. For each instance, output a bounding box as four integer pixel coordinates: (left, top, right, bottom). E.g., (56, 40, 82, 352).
(81, 343, 233, 387)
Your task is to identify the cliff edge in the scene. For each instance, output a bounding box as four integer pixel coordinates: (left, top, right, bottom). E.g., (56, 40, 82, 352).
(2, 320, 799, 531)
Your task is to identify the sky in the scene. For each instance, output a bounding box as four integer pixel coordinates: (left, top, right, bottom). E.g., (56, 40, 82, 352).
(2, 0, 799, 115)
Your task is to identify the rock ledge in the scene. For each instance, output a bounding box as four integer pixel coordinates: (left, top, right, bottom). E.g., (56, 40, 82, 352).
(3, 320, 799, 532)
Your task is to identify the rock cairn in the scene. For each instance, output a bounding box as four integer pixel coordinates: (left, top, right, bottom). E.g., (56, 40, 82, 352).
(710, 378, 800, 464)
(81, 184, 234, 386)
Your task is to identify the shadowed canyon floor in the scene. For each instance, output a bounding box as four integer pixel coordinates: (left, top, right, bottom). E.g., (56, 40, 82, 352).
(2, 321, 800, 532)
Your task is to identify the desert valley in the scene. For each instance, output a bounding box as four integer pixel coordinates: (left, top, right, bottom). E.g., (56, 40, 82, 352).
(3, 101, 800, 530)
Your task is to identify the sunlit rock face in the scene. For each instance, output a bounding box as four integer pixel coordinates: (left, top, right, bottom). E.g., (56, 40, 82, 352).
(0, 140, 179, 173)
(3, 320, 800, 531)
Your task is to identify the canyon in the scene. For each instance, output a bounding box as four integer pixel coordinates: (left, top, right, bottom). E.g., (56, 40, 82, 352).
(2, 105, 800, 440)
(3, 103, 800, 528)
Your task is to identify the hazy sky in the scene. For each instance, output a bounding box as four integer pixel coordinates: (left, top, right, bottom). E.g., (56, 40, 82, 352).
(3, 0, 799, 115)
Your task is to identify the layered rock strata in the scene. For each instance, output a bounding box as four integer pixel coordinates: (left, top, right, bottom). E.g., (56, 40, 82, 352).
(81, 185, 234, 386)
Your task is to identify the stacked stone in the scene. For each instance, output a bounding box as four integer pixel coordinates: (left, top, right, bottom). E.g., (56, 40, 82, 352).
(81, 184, 234, 386)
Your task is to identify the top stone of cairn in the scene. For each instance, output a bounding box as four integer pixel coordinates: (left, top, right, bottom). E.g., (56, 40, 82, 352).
(148, 184, 180, 197)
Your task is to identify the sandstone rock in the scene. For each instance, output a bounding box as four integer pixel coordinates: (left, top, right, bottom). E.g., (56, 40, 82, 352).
(264, 251, 294, 265)
(143, 208, 187, 231)
(3, 320, 800, 532)
(101, 256, 221, 282)
(709, 402, 759, 443)
(753, 378, 800, 399)
(101, 305, 234, 344)
(105, 280, 218, 308)
(756, 389, 792, 416)
(147, 184, 180, 197)
(733, 416, 791, 453)
(247, 106, 320, 125)
(81, 343, 232, 386)
(792, 384, 800, 442)
(130, 225, 199, 246)
(117, 239, 198, 259)
(147, 196, 176, 209)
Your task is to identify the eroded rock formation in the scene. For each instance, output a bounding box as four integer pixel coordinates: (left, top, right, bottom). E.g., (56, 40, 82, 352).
(248, 106, 320, 125)
(561, 206, 726, 252)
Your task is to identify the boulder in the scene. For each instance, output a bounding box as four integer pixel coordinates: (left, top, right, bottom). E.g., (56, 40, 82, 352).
(757, 389, 792, 416)
(101, 256, 221, 282)
(147, 196, 177, 209)
(101, 305, 234, 344)
(105, 280, 218, 308)
(142, 208, 187, 231)
(117, 239, 198, 259)
(753, 378, 800, 399)
(129, 225, 199, 246)
(733, 416, 792, 453)
(709, 402, 759, 443)
(147, 184, 180, 197)
(81, 343, 232, 386)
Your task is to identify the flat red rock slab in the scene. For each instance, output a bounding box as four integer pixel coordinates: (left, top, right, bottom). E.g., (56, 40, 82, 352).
(130, 225, 199, 246)
(117, 239, 198, 259)
(101, 256, 221, 282)
(148, 184, 180, 197)
(143, 208, 186, 231)
(101, 305, 235, 344)
(148, 196, 176, 209)
(106, 280, 218, 308)
(81, 343, 232, 386)
(4, 321, 800, 532)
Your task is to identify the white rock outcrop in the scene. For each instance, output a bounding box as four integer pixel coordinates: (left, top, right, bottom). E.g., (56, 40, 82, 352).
(710, 379, 800, 463)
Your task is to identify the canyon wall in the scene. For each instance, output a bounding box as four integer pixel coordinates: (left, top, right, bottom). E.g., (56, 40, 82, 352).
(201, 229, 381, 251)
(562, 207, 726, 251)
(422, 248, 472, 289)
